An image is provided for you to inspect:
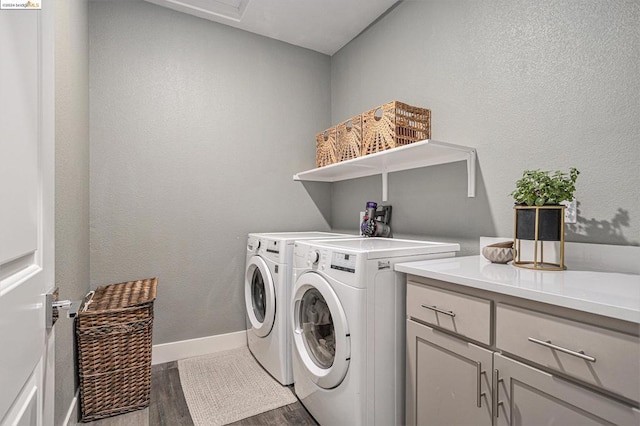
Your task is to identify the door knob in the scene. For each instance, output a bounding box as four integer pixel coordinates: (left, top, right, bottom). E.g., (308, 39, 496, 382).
(46, 288, 81, 329)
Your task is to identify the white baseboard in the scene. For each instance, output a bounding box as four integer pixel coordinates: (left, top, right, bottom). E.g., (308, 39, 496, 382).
(152, 330, 247, 365)
(62, 390, 78, 426)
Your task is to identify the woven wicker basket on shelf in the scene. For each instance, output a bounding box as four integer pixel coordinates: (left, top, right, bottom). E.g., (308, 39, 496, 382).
(336, 115, 363, 162)
(76, 277, 158, 422)
(315, 128, 337, 167)
(362, 101, 431, 156)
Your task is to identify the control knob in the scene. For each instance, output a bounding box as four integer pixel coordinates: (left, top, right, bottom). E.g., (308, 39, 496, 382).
(308, 250, 320, 265)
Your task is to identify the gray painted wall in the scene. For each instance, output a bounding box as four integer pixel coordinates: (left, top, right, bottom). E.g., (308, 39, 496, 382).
(86, 0, 638, 351)
(330, 0, 639, 251)
(55, 0, 90, 423)
(89, 0, 332, 344)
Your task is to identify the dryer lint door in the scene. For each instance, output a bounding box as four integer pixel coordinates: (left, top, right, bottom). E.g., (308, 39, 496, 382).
(292, 272, 350, 389)
(245, 256, 276, 337)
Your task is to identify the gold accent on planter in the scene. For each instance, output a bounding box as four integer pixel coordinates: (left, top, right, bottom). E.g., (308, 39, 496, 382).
(513, 205, 566, 271)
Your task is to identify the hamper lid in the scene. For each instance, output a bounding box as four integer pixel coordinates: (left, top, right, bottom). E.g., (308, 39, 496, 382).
(82, 277, 158, 314)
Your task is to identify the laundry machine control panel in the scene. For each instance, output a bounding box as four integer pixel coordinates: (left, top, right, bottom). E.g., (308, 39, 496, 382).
(330, 252, 357, 273)
(247, 236, 283, 263)
(299, 246, 357, 273)
(294, 243, 368, 287)
(265, 240, 280, 254)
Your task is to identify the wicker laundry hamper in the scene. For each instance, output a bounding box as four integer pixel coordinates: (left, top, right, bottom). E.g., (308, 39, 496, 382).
(76, 277, 158, 422)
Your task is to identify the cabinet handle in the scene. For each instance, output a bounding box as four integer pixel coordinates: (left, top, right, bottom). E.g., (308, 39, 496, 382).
(493, 369, 504, 419)
(476, 361, 486, 408)
(420, 304, 456, 317)
(527, 337, 596, 363)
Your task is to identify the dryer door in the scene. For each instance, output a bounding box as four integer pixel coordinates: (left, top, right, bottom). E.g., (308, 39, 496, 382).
(245, 255, 276, 337)
(292, 272, 350, 389)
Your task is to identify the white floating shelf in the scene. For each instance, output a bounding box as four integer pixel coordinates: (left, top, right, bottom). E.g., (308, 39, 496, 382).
(293, 139, 477, 201)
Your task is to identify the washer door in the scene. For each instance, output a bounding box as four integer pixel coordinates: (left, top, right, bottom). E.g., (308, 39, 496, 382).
(245, 256, 276, 337)
(292, 272, 350, 389)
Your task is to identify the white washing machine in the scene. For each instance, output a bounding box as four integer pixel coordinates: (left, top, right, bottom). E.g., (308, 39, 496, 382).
(290, 238, 460, 426)
(245, 232, 354, 385)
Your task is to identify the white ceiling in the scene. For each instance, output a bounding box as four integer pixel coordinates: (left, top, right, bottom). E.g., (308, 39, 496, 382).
(143, 0, 399, 55)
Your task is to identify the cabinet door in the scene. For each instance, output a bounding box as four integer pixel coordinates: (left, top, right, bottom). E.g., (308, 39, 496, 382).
(406, 320, 493, 426)
(494, 353, 640, 426)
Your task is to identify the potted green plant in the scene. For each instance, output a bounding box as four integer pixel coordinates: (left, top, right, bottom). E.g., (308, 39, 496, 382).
(511, 167, 579, 241)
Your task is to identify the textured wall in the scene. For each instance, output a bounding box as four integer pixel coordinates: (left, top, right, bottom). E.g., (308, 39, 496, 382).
(55, 0, 90, 423)
(89, 1, 332, 344)
(331, 0, 639, 249)
(87, 0, 638, 352)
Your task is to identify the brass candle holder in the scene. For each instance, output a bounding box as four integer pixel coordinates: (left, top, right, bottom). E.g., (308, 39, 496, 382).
(513, 205, 566, 271)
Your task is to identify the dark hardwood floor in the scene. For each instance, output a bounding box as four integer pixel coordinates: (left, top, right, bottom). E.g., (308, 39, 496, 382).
(148, 362, 193, 425)
(82, 362, 317, 426)
(228, 401, 317, 426)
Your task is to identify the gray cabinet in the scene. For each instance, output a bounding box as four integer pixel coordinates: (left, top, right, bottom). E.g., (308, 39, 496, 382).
(494, 353, 640, 426)
(405, 277, 640, 426)
(406, 282, 491, 345)
(496, 303, 640, 403)
(406, 320, 493, 426)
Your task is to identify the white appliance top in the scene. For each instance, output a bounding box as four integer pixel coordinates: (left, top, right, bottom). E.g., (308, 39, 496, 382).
(395, 256, 640, 324)
(301, 238, 460, 260)
(250, 231, 354, 241)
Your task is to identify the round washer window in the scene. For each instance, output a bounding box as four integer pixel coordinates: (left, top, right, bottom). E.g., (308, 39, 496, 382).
(300, 288, 335, 369)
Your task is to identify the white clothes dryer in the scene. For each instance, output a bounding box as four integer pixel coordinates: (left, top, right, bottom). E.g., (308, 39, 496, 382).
(245, 232, 354, 385)
(290, 238, 460, 426)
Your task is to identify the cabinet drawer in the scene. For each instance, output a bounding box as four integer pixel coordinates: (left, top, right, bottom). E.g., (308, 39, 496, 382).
(407, 281, 491, 345)
(496, 303, 640, 403)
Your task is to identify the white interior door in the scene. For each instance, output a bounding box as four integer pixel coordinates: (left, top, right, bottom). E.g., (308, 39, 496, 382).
(0, 3, 55, 426)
